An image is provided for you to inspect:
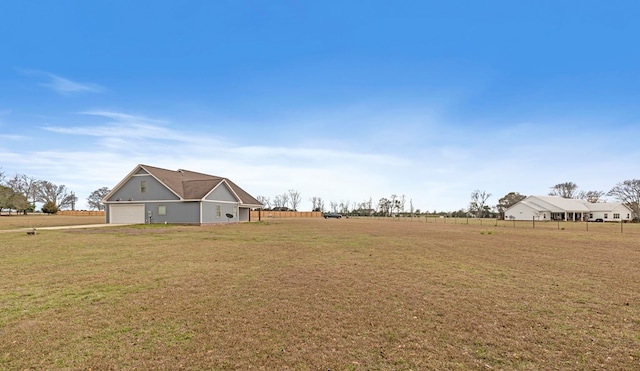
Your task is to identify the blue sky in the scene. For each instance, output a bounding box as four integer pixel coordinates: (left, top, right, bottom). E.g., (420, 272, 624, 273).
(1, 1, 639, 211)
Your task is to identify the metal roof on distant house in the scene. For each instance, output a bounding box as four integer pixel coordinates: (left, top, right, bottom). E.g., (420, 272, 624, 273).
(511, 195, 626, 213)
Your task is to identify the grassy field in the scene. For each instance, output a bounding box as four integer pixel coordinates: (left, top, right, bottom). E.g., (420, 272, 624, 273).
(1, 216, 640, 369)
(0, 214, 106, 230)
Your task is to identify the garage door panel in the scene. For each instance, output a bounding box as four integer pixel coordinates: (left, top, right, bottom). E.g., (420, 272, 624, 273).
(110, 204, 145, 224)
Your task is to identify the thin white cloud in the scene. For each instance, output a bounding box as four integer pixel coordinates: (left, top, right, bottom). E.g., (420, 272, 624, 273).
(80, 110, 166, 124)
(43, 74, 104, 94)
(43, 110, 196, 144)
(5, 107, 640, 212)
(0, 134, 25, 140)
(21, 70, 105, 95)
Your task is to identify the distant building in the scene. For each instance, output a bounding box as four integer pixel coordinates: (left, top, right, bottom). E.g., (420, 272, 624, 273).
(504, 195, 633, 222)
(103, 164, 263, 224)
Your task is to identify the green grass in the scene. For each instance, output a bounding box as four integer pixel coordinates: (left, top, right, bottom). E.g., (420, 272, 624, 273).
(1, 218, 640, 369)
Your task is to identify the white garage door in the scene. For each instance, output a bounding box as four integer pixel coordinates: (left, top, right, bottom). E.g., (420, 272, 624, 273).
(110, 204, 145, 224)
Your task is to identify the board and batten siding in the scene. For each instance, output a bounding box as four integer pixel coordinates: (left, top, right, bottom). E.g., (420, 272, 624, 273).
(107, 174, 179, 202)
(205, 183, 237, 202)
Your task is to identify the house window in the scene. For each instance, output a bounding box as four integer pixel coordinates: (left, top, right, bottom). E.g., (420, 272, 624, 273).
(233, 206, 238, 217)
(613, 213, 620, 219)
(628, 214, 631, 219)
(589, 213, 593, 218)
(216, 205, 221, 217)
(604, 213, 608, 219)
(158, 205, 166, 215)
(141, 180, 147, 193)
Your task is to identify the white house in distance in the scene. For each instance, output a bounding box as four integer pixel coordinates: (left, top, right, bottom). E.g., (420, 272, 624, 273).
(505, 195, 633, 222)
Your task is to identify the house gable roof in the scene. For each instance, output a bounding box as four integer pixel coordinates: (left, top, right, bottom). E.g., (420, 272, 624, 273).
(105, 164, 263, 207)
(529, 196, 591, 212)
(507, 195, 629, 214)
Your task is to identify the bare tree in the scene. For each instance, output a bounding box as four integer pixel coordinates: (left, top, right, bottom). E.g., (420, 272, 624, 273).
(309, 196, 323, 211)
(549, 182, 579, 198)
(329, 201, 339, 213)
(87, 187, 111, 210)
(378, 198, 391, 216)
(469, 190, 492, 218)
(288, 189, 302, 211)
(309, 196, 325, 212)
(389, 194, 398, 215)
(578, 190, 605, 203)
(339, 200, 350, 214)
(256, 195, 271, 209)
(608, 179, 640, 220)
(37, 181, 76, 210)
(272, 195, 285, 210)
(280, 193, 290, 210)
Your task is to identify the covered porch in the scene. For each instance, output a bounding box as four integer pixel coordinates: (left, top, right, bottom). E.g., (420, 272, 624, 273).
(550, 211, 587, 221)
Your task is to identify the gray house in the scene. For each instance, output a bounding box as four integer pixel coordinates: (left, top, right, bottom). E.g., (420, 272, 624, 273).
(103, 164, 263, 224)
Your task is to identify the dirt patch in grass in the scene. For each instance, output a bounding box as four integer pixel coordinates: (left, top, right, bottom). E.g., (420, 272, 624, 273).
(1, 218, 639, 369)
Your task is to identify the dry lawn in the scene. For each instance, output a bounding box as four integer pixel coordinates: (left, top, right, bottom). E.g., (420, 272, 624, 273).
(0, 214, 105, 230)
(1, 217, 639, 370)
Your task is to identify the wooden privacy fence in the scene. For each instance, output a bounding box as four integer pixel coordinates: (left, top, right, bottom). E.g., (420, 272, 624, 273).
(250, 210, 322, 219)
(57, 210, 106, 216)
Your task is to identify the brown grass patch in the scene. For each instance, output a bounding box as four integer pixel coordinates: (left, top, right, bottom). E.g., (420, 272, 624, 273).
(1, 218, 639, 369)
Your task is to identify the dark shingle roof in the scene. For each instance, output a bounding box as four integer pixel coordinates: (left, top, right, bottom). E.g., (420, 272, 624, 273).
(140, 164, 262, 207)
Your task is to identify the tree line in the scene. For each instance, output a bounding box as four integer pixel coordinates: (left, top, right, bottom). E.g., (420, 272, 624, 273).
(4, 166, 639, 221)
(0, 168, 110, 215)
(257, 179, 640, 221)
(257, 191, 420, 217)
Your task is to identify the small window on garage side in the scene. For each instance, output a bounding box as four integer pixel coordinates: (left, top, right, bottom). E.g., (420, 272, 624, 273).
(141, 180, 147, 193)
(216, 205, 221, 217)
(158, 205, 166, 215)
(604, 213, 608, 219)
(233, 205, 238, 217)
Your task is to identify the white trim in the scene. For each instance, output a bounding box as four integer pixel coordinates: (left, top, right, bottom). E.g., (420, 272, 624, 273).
(102, 164, 145, 203)
(201, 199, 239, 205)
(104, 199, 186, 204)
